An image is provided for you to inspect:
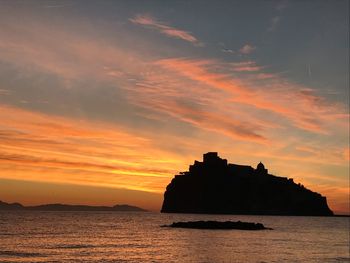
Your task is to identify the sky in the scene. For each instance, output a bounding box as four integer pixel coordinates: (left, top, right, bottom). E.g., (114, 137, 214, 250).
(0, 0, 349, 213)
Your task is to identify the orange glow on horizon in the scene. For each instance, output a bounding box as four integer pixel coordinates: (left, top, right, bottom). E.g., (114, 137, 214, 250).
(0, 103, 348, 213)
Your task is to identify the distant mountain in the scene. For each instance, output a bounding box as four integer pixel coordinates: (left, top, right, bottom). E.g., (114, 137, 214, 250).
(161, 152, 334, 216)
(0, 201, 147, 212)
(0, 200, 24, 210)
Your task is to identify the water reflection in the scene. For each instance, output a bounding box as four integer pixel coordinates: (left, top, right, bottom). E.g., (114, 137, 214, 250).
(0, 211, 348, 262)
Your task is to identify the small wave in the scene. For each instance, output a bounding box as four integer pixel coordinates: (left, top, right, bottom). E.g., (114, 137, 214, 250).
(333, 257, 350, 262)
(0, 233, 16, 236)
(0, 250, 43, 257)
(53, 244, 95, 249)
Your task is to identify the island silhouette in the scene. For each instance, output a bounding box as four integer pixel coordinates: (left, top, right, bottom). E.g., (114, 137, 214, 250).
(0, 201, 147, 212)
(161, 152, 333, 216)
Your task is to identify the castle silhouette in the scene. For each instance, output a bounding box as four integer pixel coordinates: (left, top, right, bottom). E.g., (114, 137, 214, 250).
(161, 152, 333, 216)
(189, 152, 268, 177)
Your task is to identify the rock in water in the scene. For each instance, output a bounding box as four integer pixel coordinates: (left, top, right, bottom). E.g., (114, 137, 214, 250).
(162, 220, 271, 230)
(162, 221, 271, 230)
(161, 152, 333, 216)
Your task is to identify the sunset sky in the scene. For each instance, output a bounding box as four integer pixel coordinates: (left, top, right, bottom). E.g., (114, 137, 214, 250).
(0, 0, 348, 213)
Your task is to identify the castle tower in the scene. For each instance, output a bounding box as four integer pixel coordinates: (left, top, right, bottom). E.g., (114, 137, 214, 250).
(256, 162, 268, 175)
(203, 152, 218, 163)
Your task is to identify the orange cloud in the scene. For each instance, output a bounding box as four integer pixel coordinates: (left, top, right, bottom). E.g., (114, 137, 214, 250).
(231, 61, 264, 72)
(144, 99, 267, 142)
(0, 17, 149, 84)
(130, 14, 201, 45)
(0, 105, 185, 194)
(344, 148, 350, 161)
(155, 58, 347, 134)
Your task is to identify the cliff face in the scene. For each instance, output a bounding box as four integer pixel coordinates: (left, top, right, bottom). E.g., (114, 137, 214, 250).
(161, 152, 333, 216)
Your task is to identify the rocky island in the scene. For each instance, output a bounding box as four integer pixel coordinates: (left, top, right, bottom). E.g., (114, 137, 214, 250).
(161, 152, 333, 216)
(162, 220, 271, 230)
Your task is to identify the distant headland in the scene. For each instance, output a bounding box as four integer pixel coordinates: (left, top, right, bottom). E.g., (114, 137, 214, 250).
(0, 201, 147, 212)
(161, 152, 334, 216)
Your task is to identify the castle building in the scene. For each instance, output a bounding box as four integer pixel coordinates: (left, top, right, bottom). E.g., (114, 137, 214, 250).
(188, 153, 269, 177)
(203, 152, 227, 166)
(256, 162, 268, 175)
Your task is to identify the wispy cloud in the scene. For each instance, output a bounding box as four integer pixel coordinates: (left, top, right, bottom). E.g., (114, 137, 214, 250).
(0, 89, 11, 95)
(43, 3, 75, 9)
(231, 61, 264, 72)
(275, 0, 289, 11)
(130, 14, 202, 46)
(268, 16, 281, 32)
(131, 92, 268, 143)
(221, 48, 235, 54)
(0, 105, 185, 194)
(153, 58, 347, 135)
(239, 44, 256, 54)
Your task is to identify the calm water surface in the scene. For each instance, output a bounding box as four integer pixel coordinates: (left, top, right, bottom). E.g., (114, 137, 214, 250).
(0, 211, 349, 262)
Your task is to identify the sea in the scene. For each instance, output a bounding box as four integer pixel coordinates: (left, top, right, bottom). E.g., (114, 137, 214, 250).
(0, 211, 349, 263)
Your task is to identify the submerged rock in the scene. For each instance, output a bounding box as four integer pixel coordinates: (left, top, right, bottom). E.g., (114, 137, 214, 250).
(162, 220, 271, 230)
(161, 152, 333, 216)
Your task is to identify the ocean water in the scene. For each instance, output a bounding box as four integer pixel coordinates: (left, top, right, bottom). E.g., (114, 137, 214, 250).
(0, 211, 348, 263)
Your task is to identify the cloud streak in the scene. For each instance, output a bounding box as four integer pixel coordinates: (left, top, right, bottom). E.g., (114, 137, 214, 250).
(130, 14, 201, 45)
(0, 105, 185, 194)
(154, 58, 347, 134)
(239, 44, 256, 54)
(230, 61, 264, 72)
